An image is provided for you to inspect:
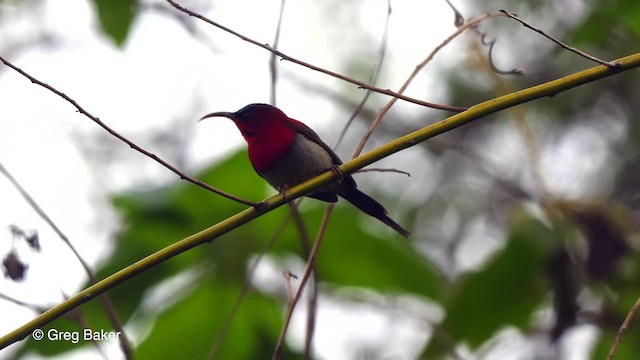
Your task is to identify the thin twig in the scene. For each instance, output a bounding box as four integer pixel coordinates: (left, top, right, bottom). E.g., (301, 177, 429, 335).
(607, 295, 640, 360)
(0, 291, 109, 359)
(0, 55, 259, 207)
(270, 0, 286, 105)
(272, 204, 335, 360)
(303, 275, 317, 360)
(66, 304, 109, 360)
(165, 0, 465, 112)
(333, 0, 392, 150)
(139, 1, 220, 54)
(0, 163, 134, 359)
(288, 202, 317, 360)
(0, 292, 47, 313)
(282, 269, 297, 302)
(470, 39, 548, 201)
(354, 167, 410, 177)
(444, 0, 464, 27)
(352, 12, 505, 158)
(499, 9, 621, 68)
(207, 215, 291, 359)
(472, 25, 524, 75)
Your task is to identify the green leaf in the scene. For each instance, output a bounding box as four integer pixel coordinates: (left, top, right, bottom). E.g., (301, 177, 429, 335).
(422, 213, 558, 358)
(17, 149, 438, 357)
(313, 205, 440, 297)
(572, 0, 640, 45)
(135, 280, 290, 359)
(92, 0, 135, 46)
(18, 151, 268, 357)
(592, 332, 640, 360)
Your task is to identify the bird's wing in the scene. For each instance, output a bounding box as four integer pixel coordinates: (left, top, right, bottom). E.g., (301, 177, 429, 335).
(285, 117, 358, 189)
(285, 118, 343, 165)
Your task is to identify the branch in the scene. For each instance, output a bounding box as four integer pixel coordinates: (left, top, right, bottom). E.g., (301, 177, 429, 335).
(499, 9, 620, 68)
(0, 55, 259, 207)
(355, 167, 411, 177)
(165, 0, 465, 112)
(269, 0, 286, 105)
(0, 163, 133, 358)
(206, 215, 290, 359)
(607, 295, 640, 360)
(287, 202, 318, 359)
(0, 52, 638, 349)
(333, 0, 392, 150)
(0, 292, 47, 313)
(352, 11, 506, 158)
(273, 205, 334, 359)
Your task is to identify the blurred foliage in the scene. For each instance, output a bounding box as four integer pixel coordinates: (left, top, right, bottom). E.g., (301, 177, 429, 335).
(3, 0, 640, 359)
(17, 150, 441, 358)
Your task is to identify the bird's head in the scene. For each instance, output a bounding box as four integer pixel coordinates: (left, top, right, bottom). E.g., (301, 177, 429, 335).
(199, 103, 287, 138)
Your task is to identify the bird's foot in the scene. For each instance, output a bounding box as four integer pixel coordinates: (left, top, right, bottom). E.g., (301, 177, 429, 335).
(329, 165, 344, 184)
(252, 201, 269, 210)
(278, 185, 293, 204)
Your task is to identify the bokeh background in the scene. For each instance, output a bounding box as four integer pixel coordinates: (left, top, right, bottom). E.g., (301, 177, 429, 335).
(1, 0, 639, 359)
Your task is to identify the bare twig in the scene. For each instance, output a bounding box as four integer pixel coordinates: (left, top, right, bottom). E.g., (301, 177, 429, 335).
(1, 290, 108, 359)
(444, 0, 464, 27)
(469, 39, 548, 201)
(0, 292, 47, 313)
(269, 0, 286, 105)
(0, 55, 259, 207)
(207, 215, 291, 360)
(355, 167, 411, 177)
(0, 162, 134, 359)
(333, 0, 392, 150)
(607, 295, 640, 360)
(165, 0, 465, 112)
(287, 202, 317, 360)
(272, 204, 335, 360)
(138, 0, 220, 54)
(352, 12, 506, 158)
(66, 304, 109, 360)
(472, 25, 524, 75)
(499, 9, 621, 68)
(282, 269, 297, 302)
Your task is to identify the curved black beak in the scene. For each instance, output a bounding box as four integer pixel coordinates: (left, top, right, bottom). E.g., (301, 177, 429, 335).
(199, 111, 237, 122)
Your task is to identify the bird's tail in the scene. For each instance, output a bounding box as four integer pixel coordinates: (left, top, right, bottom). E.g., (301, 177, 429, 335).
(340, 188, 410, 238)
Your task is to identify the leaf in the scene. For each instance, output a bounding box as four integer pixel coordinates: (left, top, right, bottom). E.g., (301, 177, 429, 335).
(252, 191, 441, 298)
(421, 213, 558, 358)
(313, 205, 440, 297)
(592, 332, 640, 360)
(92, 0, 135, 46)
(135, 280, 290, 359)
(18, 151, 269, 357)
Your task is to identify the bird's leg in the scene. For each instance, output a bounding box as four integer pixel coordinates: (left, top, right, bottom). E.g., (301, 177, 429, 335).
(253, 201, 268, 210)
(278, 184, 293, 204)
(329, 165, 344, 185)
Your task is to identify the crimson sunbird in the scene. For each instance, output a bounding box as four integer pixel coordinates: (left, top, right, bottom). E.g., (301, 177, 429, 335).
(200, 103, 409, 237)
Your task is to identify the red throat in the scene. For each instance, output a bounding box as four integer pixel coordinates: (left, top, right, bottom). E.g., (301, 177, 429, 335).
(239, 118, 296, 173)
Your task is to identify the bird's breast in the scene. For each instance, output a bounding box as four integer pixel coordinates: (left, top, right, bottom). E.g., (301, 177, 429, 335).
(246, 123, 295, 173)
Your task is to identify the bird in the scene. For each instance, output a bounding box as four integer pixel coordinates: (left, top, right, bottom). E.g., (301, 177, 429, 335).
(200, 103, 409, 237)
